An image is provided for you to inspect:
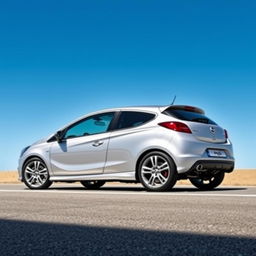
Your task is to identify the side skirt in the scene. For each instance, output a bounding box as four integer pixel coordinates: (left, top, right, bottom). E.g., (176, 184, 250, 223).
(50, 171, 136, 181)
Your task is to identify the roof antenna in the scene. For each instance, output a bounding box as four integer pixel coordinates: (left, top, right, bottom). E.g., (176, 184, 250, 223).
(171, 95, 176, 105)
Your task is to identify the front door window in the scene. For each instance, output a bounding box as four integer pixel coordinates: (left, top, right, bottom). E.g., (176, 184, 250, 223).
(64, 112, 114, 139)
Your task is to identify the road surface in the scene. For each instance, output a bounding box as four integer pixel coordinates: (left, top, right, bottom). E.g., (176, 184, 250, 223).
(0, 183, 255, 255)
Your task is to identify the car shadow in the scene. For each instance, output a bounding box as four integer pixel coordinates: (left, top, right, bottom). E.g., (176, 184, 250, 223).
(172, 186, 248, 192)
(46, 184, 247, 192)
(0, 219, 254, 256)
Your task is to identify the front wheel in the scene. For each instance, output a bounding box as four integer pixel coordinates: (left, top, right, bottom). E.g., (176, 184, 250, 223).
(189, 171, 225, 190)
(80, 180, 106, 189)
(22, 157, 52, 189)
(138, 151, 177, 192)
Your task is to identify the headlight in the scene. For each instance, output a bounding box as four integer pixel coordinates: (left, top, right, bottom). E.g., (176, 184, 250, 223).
(20, 146, 30, 157)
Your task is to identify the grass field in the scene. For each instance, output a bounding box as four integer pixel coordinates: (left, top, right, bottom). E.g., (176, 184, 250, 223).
(0, 170, 255, 186)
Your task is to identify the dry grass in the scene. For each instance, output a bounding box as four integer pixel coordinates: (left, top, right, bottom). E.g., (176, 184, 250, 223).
(0, 169, 256, 186)
(0, 171, 19, 183)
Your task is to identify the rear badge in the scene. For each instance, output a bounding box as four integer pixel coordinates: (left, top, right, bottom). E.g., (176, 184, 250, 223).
(209, 126, 215, 133)
(209, 126, 216, 140)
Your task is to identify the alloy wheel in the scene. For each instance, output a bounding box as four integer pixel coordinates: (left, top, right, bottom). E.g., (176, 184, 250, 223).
(23, 158, 52, 189)
(139, 152, 177, 191)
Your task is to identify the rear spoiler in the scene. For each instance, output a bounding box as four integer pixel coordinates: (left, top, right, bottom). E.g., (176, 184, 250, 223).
(159, 105, 205, 115)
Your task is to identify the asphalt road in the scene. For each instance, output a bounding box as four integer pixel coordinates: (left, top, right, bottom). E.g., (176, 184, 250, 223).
(0, 183, 255, 256)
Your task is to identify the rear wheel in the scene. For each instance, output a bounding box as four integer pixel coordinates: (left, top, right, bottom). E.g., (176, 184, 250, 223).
(23, 157, 52, 189)
(189, 171, 225, 190)
(80, 180, 106, 189)
(138, 151, 177, 192)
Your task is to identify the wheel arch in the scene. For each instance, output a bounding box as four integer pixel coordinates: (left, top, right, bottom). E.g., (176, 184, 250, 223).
(21, 155, 49, 180)
(135, 148, 177, 182)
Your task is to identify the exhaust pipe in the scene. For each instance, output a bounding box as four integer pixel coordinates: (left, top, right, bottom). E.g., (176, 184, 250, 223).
(196, 164, 205, 172)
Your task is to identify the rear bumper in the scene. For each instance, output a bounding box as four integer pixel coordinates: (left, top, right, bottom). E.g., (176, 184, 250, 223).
(167, 129, 235, 173)
(177, 160, 235, 179)
(187, 160, 235, 173)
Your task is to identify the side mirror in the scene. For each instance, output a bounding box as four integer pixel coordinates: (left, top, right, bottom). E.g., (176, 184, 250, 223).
(55, 131, 63, 143)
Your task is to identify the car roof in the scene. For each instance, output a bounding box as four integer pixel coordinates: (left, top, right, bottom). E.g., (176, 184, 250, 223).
(99, 105, 166, 113)
(69, 105, 205, 123)
(98, 105, 204, 114)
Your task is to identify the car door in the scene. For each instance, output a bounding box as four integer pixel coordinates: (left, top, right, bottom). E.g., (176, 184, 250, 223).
(104, 111, 156, 174)
(50, 112, 115, 176)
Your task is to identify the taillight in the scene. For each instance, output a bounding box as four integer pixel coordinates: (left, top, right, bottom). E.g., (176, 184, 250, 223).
(158, 122, 192, 134)
(224, 129, 228, 139)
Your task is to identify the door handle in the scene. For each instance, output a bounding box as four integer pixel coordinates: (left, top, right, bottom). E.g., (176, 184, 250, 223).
(92, 140, 104, 147)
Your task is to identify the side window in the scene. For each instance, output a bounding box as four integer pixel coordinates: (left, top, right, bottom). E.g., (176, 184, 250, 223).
(117, 111, 155, 130)
(64, 112, 114, 139)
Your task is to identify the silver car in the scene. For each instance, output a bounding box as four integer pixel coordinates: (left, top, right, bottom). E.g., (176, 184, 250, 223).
(18, 105, 234, 191)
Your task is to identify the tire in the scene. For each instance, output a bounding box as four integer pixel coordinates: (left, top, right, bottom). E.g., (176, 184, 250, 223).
(22, 157, 52, 189)
(138, 151, 177, 192)
(189, 171, 225, 190)
(80, 180, 106, 189)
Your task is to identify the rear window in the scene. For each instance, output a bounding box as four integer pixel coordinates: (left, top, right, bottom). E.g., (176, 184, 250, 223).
(117, 111, 155, 129)
(163, 109, 217, 125)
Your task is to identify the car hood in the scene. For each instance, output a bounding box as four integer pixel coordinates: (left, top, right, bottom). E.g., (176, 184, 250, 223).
(31, 137, 48, 146)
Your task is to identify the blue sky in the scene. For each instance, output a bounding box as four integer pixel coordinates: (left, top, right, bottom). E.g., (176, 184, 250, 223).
(0, 0, 255, 170)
